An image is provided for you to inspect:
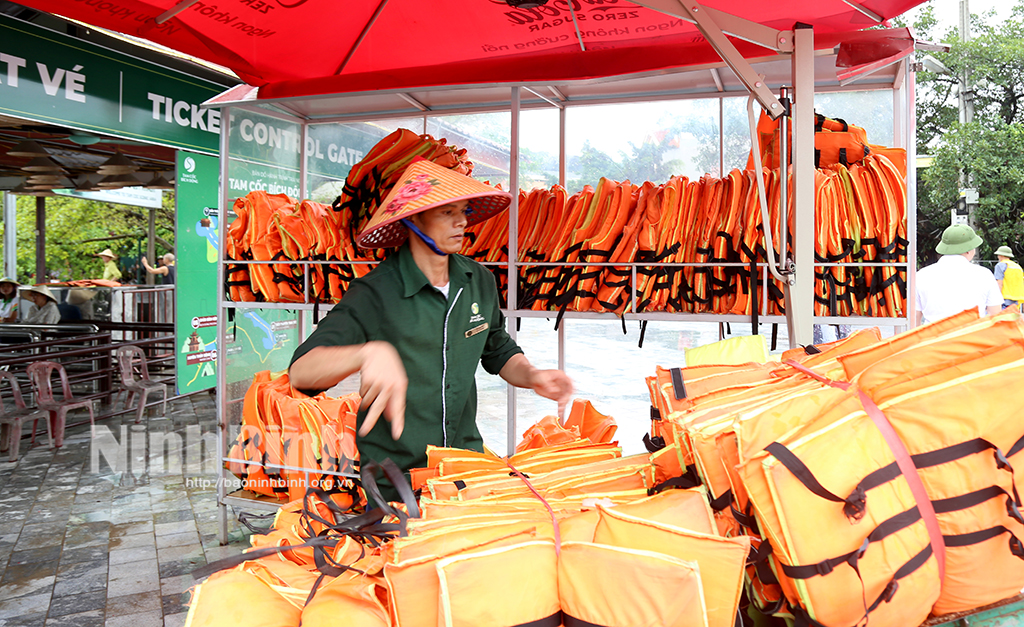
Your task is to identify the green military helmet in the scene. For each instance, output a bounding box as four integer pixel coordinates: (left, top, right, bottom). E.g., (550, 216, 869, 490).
(936, 224, 983, 255)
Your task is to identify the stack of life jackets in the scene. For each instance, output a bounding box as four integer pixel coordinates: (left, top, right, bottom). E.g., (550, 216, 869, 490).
(187, 401, 753, 627)
(227, 118, 907, 320)
(224, 129, 476, 304)
(463, 149, 907, 319)
(225, 370, 361, 504)
(648, 308, 1024, 627)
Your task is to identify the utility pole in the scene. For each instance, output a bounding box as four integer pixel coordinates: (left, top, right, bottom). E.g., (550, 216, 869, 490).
(958, 0, 977, 227)
(958, 0, 974, 126)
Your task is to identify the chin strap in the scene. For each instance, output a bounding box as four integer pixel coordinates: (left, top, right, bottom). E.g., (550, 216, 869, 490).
(402, 219, 447, 256)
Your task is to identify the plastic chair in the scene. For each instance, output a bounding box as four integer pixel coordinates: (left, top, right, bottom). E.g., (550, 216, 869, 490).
(26, 361, 95, 449)
(116, 346, 168, 423)
(0, 370, 51, 460)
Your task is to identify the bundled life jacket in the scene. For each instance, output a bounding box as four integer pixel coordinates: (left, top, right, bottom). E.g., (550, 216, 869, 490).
(593, 504, 751, 627)
(731, 313, 1024, 626)
(227, 370, 360, 501)
(184, 569, 301, 627)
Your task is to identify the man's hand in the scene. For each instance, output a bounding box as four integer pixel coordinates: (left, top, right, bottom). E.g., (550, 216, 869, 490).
(356, 341, 407, 439)
(499, 354, 575, 418)
(288, 342, 407, 440)
(529, 369, 574, 418)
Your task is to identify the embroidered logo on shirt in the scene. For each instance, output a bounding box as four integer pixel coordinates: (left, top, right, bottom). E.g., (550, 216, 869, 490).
(465, 322, 488, 338)
(471, 303, 479, 314)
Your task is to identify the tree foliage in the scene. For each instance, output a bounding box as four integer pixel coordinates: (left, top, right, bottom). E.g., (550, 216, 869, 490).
(2, 191, 175, 283)
(910, 1, 1024, 264)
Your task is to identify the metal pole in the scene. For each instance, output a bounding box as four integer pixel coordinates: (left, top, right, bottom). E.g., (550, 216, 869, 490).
(300, 121, 310, 311)
(506, 87, 520, 456)
(778, 86, 791, 272)
(3, 192, 16, 279)
(719, 97, 725, 178)
(34, 196, 45, 284)
(216, 107, 232, 545)
(905, 62, 919, 328)
(558, 105, 567, 372)
(788, 24, 815, 348)
(146, 209, 156, 285)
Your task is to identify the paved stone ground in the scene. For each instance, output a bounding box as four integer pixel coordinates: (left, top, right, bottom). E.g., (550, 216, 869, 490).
(0, 393, 250, 627)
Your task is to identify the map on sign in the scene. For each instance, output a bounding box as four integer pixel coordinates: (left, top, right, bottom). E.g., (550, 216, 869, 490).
(225, 309, 300, 386)
(244, 311, 278, 351)
(180, 335, 218, 387)
(195, 213, 219, 262)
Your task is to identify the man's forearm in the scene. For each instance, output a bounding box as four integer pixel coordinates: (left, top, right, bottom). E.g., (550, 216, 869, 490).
(498, 353, 537, 389)
(288, 344, 366, 390)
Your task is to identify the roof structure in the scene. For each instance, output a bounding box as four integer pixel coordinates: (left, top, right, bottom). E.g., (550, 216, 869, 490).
(13, 0, 927, 105)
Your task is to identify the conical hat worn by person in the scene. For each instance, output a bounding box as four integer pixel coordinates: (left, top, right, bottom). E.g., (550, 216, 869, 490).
(21, 285, 57, 302)
(356, 159, 510, 249)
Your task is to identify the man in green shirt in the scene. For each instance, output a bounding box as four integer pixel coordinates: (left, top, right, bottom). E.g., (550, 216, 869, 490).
(289, 160, 573, 496)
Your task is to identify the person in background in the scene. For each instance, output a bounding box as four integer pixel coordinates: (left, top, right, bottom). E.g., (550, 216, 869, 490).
(915, 224, 1002, 325)
(0, 278, 20, 323)
(289, 159, 573, 499)
(21, 285, 61, 325)
(97, 249, 122, 282)
(141, 253, 176, 285)
(993, 245, 1023, 309)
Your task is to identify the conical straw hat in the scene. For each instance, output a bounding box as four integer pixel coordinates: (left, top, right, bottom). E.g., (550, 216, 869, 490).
(357, 159, 510, 249)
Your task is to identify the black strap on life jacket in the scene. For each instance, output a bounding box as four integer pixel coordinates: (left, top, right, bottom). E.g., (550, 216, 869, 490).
(643, 432, 665, 453)
(779, 506, 921, 580)
(236, 510, 277, 536)
(709, 488, 733, 513)
(789, 544, 933, 627)
(515, 613, 565, 627)
(768, 436, 1022, 524)
(647, 473, 702, 496)
(669, 367, 687, 401)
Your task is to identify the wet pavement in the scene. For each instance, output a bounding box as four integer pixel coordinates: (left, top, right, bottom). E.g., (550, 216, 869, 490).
(0, 393, 249, 627)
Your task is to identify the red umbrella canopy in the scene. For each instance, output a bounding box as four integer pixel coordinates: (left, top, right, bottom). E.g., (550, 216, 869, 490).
(20, 0, 926, 97)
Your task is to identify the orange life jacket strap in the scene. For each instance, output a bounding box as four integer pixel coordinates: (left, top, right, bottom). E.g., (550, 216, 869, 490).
(857, 390, 946, 583)
(782, 360, 852, 390)
(505, 458, 562, 555)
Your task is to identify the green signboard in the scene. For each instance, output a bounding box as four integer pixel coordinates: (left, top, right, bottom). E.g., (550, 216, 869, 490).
(175, 151, 220, 393)
(0, 14, 223, 154)
(224, 111, 403, 196)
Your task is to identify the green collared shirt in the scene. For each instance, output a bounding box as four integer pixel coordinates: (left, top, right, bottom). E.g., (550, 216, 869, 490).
(290, 244, 522, 488)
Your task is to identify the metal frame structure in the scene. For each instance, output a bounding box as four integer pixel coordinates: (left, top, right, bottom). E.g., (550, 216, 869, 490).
(208, 8, 919, 542)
